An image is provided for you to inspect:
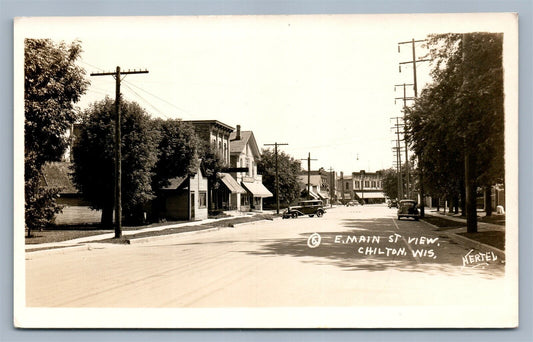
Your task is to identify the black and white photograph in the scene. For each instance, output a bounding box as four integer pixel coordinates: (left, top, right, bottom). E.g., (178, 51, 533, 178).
(14, 13, 518, 328)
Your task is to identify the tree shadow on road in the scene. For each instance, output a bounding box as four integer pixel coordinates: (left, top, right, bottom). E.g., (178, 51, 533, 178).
(242, 217, 505, 279)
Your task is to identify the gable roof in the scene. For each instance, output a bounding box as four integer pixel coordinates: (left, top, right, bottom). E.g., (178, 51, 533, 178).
(41, 162, 78, 194)
(229, 131, 260, 158)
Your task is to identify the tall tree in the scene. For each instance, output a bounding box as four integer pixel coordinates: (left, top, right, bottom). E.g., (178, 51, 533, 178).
(405, 33, 504, 232)
(258, 149, 302, 207)
(72, 97, 158, 226)
(24, 39, 89, 236)
(150, 119, 200, 220)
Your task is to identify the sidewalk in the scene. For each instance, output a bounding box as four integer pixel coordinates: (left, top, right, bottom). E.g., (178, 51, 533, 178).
(25, 211, 277, 253)
(422, 210, 506, 259)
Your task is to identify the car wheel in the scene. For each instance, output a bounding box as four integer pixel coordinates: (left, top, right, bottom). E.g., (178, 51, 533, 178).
(317, 210, 323, 217)
(292, 213, 298, 219)
(309, 215, 314, 217)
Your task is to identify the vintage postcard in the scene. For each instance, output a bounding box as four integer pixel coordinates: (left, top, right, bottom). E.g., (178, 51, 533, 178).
(14, 13, 518, 328)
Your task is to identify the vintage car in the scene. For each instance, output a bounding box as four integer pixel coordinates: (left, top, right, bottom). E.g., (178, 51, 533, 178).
(388, 198, 398, 208)
(282, 200, 326, 219)
(345, 201, 359, 207)
(397, 199, 420, 220)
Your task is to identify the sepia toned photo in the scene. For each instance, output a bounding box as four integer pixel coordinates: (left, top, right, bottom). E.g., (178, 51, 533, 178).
(14, 13, 519, 328)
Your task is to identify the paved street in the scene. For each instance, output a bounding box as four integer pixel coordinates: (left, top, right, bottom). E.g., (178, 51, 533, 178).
(26, 205, 507, 308)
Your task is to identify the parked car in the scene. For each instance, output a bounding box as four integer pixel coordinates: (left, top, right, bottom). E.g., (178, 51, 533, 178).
(388, 199, 398, 208)
(397, 199, 420, 220)
(282, 200, 326, 219)
(345, 201, 359, 207)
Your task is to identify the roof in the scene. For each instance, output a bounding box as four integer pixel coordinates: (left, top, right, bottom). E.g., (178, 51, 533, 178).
(229, 131, 260, 158)
(162, 176, 187, 190)
(241, 181, 273, 198)
(186, 120, 235, 133)
(41, 162, 77, 194)
(218, 173, 246, 194)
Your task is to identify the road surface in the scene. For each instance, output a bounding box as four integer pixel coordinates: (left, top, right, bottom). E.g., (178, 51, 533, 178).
(26, 205, 507, 308)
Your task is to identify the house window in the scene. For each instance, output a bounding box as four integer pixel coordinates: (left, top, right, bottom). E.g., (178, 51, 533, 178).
(365, 181, 370, 188)
(241, 195, 250, 206)
(345, 182, 349, 190)
(372, 181, 376, 188)
(355, 181, 360, 188)
(199, 191, 207, 208)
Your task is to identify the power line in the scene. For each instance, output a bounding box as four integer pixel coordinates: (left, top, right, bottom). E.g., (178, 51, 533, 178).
(122, 83, 171, 119)
(123, 80, 192, 117)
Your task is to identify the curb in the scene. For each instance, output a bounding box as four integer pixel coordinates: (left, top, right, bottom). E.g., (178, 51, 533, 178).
(25, 244, 93, 257)
(420, 219, 505, 260)
(128, 227, 223, 244)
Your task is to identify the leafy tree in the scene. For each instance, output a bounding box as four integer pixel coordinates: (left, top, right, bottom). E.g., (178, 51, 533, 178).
(72, 97, 158, 226)
(150, 119, 200, 220)
(258, 149, 302, 207)
(405, 33, 504, 232)
(24, 38, 89, 237)
(151, 119, 199, 189)
(380, 168, 400, 200)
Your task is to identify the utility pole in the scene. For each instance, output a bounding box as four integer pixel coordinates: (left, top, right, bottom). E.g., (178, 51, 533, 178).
(395, 83, 414, 199)
(264, 142, 288, 214)
(391, 117, 404, 200)
(328, 167, 335, 208)
(399, 38, 430, 216)
(300, 153, 317, 200)
(91, 67, 148, 238)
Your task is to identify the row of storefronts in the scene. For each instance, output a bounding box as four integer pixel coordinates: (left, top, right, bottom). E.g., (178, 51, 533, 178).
(42, 120, 273, 226)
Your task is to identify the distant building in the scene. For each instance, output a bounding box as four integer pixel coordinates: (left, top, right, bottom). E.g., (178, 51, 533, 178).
(229, 125, 272, 211)
(298, 168, 331, 205)
(336, 170, 386, 204)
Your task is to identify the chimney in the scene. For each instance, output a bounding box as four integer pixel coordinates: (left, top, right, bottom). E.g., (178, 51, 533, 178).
(236, 125, 241, 140)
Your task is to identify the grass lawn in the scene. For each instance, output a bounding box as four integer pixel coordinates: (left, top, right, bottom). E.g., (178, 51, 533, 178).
(25, 214, 277, 246)
(458, 231, 505, 251)
(25, 229, 112, 244)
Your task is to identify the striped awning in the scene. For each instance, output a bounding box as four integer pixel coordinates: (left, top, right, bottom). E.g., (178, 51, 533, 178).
(242, 181, 273, 198)
(219, 173, 246, 194)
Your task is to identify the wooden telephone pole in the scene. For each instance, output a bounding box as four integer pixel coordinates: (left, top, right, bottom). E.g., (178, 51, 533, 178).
(300, 153, 317, 200)
(90, 66, 148, 238)
(264, 142, 288, 214)
(398, 38, 430, 216)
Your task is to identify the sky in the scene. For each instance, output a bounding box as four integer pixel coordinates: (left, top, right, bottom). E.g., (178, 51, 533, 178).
(15, 13, 515, 175)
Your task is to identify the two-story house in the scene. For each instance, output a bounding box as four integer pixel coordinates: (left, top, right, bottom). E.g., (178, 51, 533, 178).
(186, 120, 246, 211)
(229, 126, 272, 211)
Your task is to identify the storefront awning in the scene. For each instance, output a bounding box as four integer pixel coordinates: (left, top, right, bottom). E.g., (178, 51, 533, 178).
(318, 192, 329, 200)
(219, 173, 246, 194)
(242, 181, 273, 198)
(308, 190, 320, 200)
(355, 192, 385, 199)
